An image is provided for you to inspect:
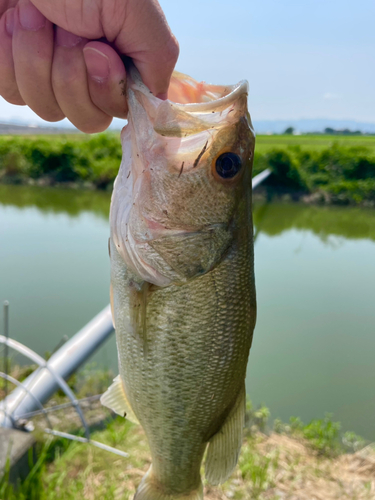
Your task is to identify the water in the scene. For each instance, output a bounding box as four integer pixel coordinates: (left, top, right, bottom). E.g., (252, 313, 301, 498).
(1, 184, 374, 440)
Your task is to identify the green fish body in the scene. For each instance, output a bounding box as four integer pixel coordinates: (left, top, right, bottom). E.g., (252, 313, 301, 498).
(102, 67, 256, 500)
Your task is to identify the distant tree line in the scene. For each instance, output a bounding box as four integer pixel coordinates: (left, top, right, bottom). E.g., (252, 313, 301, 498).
(283, 126, 372, 136)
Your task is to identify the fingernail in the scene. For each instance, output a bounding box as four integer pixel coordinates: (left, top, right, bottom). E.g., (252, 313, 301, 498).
(83, 47, 110, 83)
(5, 9, 15, 37)
(55, 28, 83, 48)
(18, 0, 46, 31)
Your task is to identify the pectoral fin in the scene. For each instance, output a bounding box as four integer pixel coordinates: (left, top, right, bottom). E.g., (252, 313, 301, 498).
(100, 375, 139, 425)
(205, 384, 246, 485)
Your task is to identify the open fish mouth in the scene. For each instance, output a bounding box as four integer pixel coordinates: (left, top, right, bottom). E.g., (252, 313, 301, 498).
(126, 65, 251, 139)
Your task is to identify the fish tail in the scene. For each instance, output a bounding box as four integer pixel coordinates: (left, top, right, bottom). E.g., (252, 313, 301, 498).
(134, 467, 203, 500)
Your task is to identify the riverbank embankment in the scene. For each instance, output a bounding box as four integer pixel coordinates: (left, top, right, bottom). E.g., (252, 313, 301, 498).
(0, 134, 375, 206)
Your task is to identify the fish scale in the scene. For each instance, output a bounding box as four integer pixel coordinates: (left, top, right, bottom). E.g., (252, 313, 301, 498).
(102, 65, 256, 500)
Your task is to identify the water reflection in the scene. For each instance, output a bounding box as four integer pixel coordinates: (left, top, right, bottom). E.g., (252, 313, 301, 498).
(1, 184, 375, 242)
(254, 202, 375, 242)
(0, 184, 110, 219)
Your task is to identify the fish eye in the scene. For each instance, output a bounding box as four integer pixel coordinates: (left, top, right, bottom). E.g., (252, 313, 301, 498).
(215, 153, 242, 179)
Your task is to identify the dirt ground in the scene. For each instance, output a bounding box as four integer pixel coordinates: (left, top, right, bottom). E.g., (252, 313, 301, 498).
(204, 432, 375, 500)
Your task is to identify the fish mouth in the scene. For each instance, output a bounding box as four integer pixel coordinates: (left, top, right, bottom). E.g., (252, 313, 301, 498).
(167, 76, 249, 112)
(155, 78, 250, 138)
(126, 64, 252, 138)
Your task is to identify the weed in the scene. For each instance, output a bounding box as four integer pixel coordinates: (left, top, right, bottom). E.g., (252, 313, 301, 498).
(239, 439, 278, 499)
(301, 414, 342, 457)
(342, 431, 367, 453)
(245, 399, 270, 433)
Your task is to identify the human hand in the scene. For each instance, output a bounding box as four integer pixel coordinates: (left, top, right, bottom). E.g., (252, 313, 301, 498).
(0, 0, 179, 132)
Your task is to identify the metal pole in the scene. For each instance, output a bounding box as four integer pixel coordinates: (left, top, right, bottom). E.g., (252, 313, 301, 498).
(252, 168, 271, 189)
(3, 301, 9, 420)
(0, 305, 114, 428)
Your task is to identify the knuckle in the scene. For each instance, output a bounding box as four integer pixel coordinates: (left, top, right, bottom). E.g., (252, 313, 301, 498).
(169, 36, 180, 63)
(53, 65, 82, 89)
(75, 117, 112, 134)
(0, 88, 25, 105)
(161, 35, 179, 67)
(36, 107, 65, 122)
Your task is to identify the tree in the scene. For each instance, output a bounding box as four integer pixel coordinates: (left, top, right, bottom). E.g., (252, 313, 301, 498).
(284, 127, 294, 135)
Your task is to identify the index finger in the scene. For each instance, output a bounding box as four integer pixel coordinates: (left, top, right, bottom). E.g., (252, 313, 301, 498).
(115, 0, 179, 98)
(29, 0, 179, 98)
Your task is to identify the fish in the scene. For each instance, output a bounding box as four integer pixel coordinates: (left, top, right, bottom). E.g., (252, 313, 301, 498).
(101, 64, 257, 500)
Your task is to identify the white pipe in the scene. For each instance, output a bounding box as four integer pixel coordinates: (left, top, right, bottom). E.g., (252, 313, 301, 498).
(0, 305, 114, 428)
(252, 168, 271, 189)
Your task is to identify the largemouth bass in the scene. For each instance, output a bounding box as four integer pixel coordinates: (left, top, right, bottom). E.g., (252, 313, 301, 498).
(101, 66, 256, 500)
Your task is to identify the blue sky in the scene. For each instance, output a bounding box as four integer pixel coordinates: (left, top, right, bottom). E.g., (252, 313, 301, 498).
(1, 0, 374, 125)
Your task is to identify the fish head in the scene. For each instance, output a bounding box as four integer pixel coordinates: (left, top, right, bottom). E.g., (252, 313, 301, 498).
(110, 68, 255, 287)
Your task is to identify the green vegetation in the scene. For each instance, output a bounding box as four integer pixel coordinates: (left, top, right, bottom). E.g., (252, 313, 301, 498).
(0, 134, 122, 190)
(239, 442, 278, 499)
(0, 418, 137, 500)
(1, 133, 375, 205)
(253, 144, 375, 205)
(0, 388, 370, 500)
(255, 134, 375, 154)
(273, 413, 367, 457)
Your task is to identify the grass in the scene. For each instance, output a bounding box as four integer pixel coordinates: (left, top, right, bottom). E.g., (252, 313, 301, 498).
(273, 413, 367, 458)
(255, 134, 375, 154)
(0, 394, 372, 500)
(0, 418, 143, 500)
(238, 438, 278, 499)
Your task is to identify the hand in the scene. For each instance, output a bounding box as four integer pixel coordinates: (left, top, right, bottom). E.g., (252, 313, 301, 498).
(0, 0, 179, 133)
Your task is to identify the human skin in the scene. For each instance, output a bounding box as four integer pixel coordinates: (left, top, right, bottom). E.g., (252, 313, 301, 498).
(0, 0, 179, 132)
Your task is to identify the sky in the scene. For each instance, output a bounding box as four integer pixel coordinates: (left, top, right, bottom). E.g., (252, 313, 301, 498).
(0, 0, 374, 126)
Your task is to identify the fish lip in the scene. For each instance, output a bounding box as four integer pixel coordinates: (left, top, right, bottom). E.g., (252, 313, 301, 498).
(126, 60, 248, 111)
(168, 80, 249, 113)
(131, 73, 248, 112)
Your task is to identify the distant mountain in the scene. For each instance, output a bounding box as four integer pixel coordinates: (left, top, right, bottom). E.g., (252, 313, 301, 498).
(110, 118, 375, 134)
(0, 122, 80, 135)
(1, 118, 375, 135)
(252, 119, 375, 135)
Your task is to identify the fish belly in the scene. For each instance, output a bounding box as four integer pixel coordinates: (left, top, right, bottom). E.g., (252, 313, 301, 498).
(110, 235, 256, 496)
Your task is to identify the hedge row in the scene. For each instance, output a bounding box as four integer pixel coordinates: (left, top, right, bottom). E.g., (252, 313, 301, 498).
(1, 134, 375, 204)
(253, 145, 375, 204)
(0, 134, 122, 189)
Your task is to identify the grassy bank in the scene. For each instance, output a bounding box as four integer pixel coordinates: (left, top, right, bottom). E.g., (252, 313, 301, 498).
(1, 367, 373, 500)
(0, 404, 373, 499)
(0, 134, 375, 205)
